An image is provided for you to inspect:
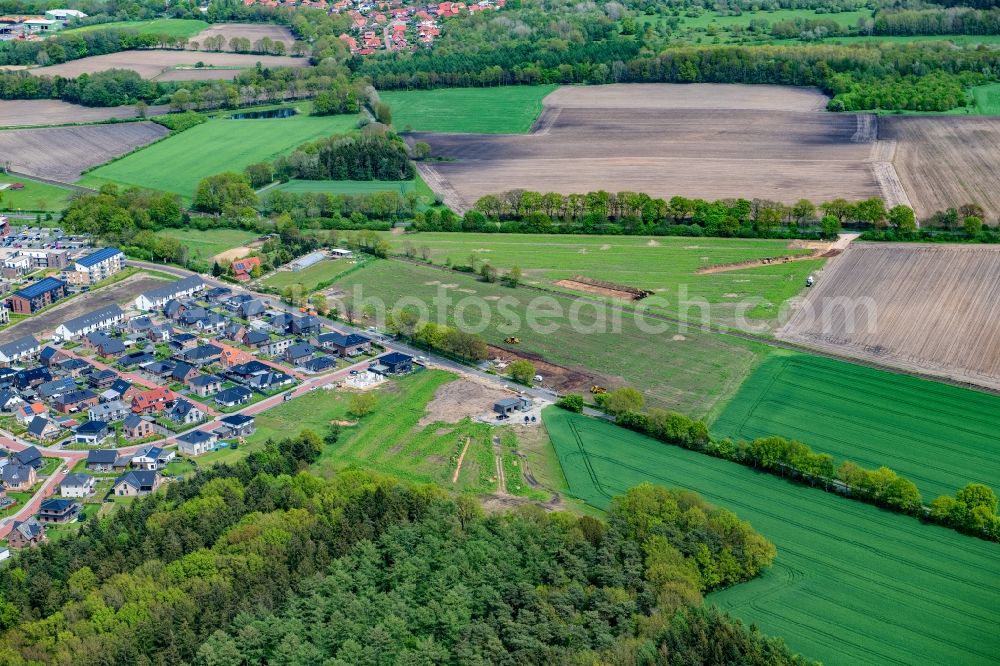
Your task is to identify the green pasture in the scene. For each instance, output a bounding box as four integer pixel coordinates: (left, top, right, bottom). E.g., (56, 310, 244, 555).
(676, 8, 870, 31)
(712, 352, 1000, 500)
(333, 259, 768, 416)
(80, 111, 360, 203)
(157, 227, 259, 262)
(544, 406, 1000, 666)
(0, 176, 75, 212)
(381, 85, 558, 134)
(273, 179, 416, 195)
(382, 232, 821, 325)
(61, 18, 209, 37)
(263, 259, 353, 291)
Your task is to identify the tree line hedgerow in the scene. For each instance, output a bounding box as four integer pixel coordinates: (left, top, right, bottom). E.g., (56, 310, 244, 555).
(558, 389, 1000, 543)
(0, 434, 816, 665)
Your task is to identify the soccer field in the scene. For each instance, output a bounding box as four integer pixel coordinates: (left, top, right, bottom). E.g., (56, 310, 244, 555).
(544, 407, 1000, 666)
(712, 353, 1000, 500)
(382, 232, 821, 324)
(81, 111, 359, 202)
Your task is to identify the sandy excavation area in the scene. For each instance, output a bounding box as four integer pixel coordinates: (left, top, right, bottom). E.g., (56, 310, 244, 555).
(412, 84, 892, 213)
(880, 115, 1000, 222)
(0, 100, 169, 127)
(0, 122, 169, 180)
(190, 23, 296, 49)
(30, 50, 307, 80)
(779, 243, 1000, 390)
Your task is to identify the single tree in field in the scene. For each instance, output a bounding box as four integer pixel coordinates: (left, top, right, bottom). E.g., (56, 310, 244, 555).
(964, 216, 983, 238)
(508, 360, 536, 385)
(604, 387, 644, 417)
(504, 266, 522, 288)
(349, 392, 377, 418)
(479, 263, 498, 283)
(888, 205, 916, 232)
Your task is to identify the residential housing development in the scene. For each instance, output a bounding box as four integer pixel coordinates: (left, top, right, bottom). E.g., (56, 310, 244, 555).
(7, 277, 67, 314)
(64, 247, 125, 286)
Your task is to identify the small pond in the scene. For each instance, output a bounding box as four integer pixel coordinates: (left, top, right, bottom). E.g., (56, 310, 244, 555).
(227, 108, 298, 119)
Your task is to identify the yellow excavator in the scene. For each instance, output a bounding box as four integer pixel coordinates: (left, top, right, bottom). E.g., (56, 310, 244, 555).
(591, 385, 607, 395)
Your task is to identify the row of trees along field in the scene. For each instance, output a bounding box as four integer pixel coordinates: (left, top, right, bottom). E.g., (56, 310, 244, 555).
(456, 190, 919, 239)
(556, 388, 1000, 542)
(0, 433, 815, 665)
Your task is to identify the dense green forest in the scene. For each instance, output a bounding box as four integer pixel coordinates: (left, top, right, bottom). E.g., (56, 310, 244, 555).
(0, 433, 813, 665)
(271, 130, 415, 181)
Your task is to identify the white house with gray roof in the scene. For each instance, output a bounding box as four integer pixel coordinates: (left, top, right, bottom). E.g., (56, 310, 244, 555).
(0, 335, 40, 366)
(54, 304, 125, 341)
(134, 276, 204, 311)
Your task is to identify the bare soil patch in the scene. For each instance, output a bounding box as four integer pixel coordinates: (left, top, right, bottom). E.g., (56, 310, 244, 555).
(213, 240, 263, 264)
(190, 23, 295, 49)
(0, 122, 169, 180)
(881, 115, 1000, 221)
(696, 248, 829, 274)
(488, 345, 616, 395)
(0, 100, 169, 128)
(420, 377, 508, 426)
(542, 84, 829, 112)
(412, 92, 879, 213)
(0, 272, 171, 344)
(778, 243, 1000, 390)
(30, 50, 306, 80)
(554, 275, 649, 300)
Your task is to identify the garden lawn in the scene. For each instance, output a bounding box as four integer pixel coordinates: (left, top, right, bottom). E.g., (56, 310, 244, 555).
(0, 176, 74, 212)
(711, 351, 1000, 499)
(381, 86, 558, 134)
(62, 18, 209, 37)
(274, 179, 415, 195)
(80, 111, 360, 203)
(333, 259, 769, 417)
(157, 228, 259, 262)
(544, 406, 1000, 666)
(263, 259, 353, 291)
(380, 232, 821, 325)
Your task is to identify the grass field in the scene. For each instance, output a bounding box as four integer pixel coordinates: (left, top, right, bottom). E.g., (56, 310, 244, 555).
(81, 111, 360, 203)
(334, 259, 769, 416)
(273, 179, 416, 195)
(381, 86, 558, 134)
(263, 259, 354, 291)
(382, 232, 821, 324)
(544, 406, 1000, 666)
(0, 176, 75, 212)
(712, 352, 1000, 500)
(62, 18, 209, 37)
(248, 370, 499, 492)
(158, 228, 260, 262)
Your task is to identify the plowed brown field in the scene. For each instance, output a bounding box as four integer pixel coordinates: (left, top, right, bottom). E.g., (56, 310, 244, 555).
(190, 23, 295, 49)
(778, 243, 1000, 390)
(0, 100, 169, 127)
(0, 122, 169, 180)
(30, 49, 306, 79)
(881, 115, 1000, 222)
(411, 84, 888, 213)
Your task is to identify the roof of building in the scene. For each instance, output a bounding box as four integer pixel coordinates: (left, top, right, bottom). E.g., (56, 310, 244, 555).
(75, 420, 109, 435)
(189, 374, 221, 386)
(380, 352, 413, 365)
(0, 335, 39, 359)
(220, 413, 254, 426)
(318, 331, 370, 347)
(287, 342, 313, 358)
(57, 388, 97, 405)
(74, 247, 123, 268)
(60, 472, 93, 489)
(215, 386, 252, 402)
(39, 498, 77, 513)
(2, 463, 33, 486)
(59, 305, 123, 335)
(87, 449, 119, 464)
(177, 429, 214, 445)
(27, 416, 55, 436)
(114, 470, 158, 489)
(14, 446, 41, 465)
(139, 275, 203, 303)
(11, 518, 43, 541)
(13, 277, 65, 300)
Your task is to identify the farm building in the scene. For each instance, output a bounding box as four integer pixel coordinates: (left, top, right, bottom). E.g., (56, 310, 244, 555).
(53, 304, 125, 341)
(290, 251, 326, 271)
(65, 247, 125, 286)
(134, 276, 204, 311)
(8, 277, 67, 314)
(0, 335, 40, 366)
(330, 248, 353, 259)
(494, 396, 532, 415)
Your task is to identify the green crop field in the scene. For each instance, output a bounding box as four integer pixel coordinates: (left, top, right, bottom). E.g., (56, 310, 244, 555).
(676, 8, 870, 31)
(382, 232, 821, 324)
(62, 18, 209, 37)
(158, 228, 260, 262)
(544, 406, 1000, 666)
(0, 176, 75, 212)
(381, 85, 558, 134)
(263, 259, 357, 291)
(334, 259, 768, 416)
(80, 111, 360, 203)
(273, 179, 416, 195)
(712, 352, 1000, 500)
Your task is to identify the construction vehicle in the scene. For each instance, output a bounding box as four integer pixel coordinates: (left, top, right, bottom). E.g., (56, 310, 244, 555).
(591, 385, 608, 395)
(504, 337, 520, 344)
